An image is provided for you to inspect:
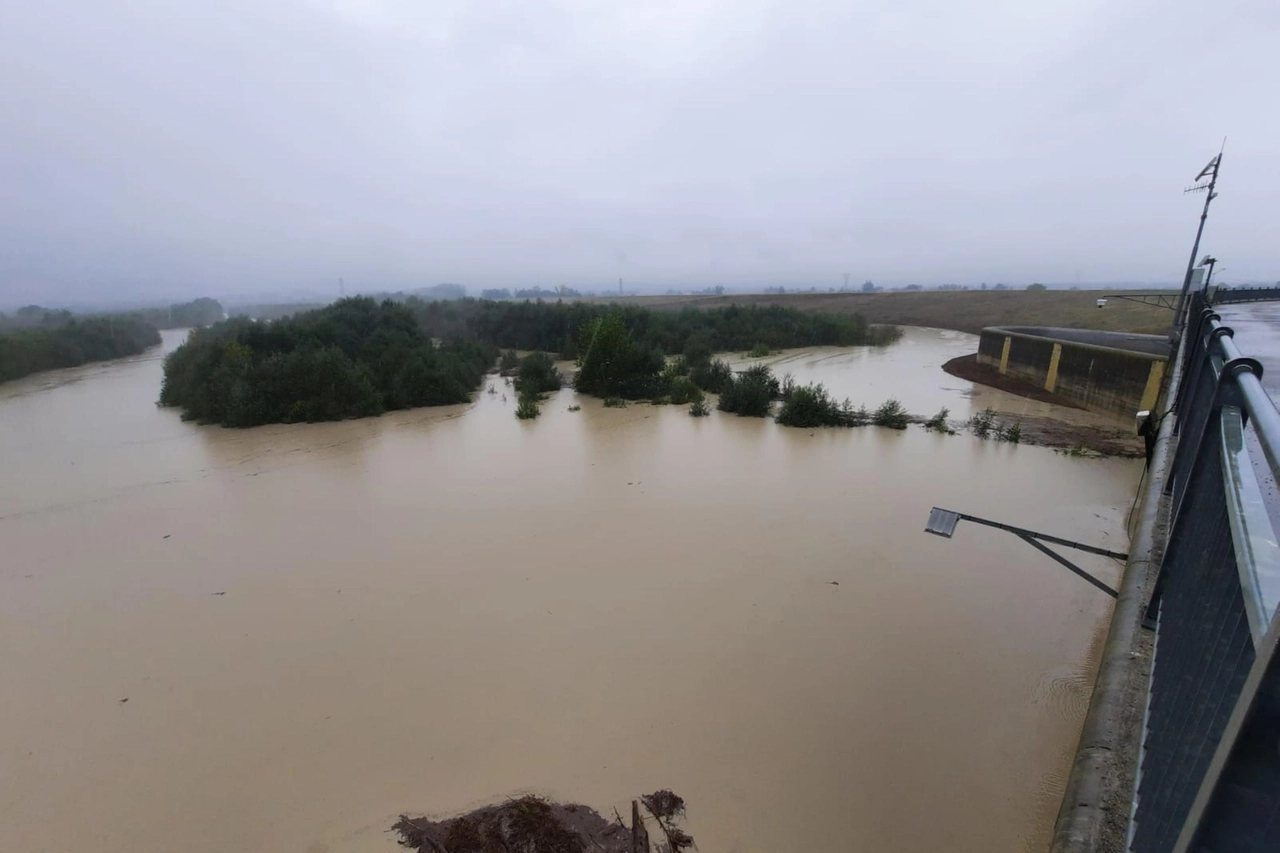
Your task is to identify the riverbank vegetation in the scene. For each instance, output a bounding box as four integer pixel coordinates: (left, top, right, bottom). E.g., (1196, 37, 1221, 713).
(776, 382, 862, 427)
(159, 298, 494, 426)
(158, 294, 899, 425)
(872, 399, 909, 429)
(668, 376, 704, 405)
(512, 352, 561, 420)
(718, 364, 781, 416)
(0, 314, 161, 383)
(516, 351, 562, 395)
(969, 406, 1022, 442)
(573, 314, 667, 399)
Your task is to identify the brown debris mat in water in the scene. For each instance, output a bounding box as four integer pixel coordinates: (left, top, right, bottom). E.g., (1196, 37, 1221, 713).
(395, 796, 629, 853)
(395, 791, 694, 853)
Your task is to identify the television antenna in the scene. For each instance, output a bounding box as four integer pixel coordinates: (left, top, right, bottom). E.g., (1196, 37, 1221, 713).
(1172, 140, 1225, 334)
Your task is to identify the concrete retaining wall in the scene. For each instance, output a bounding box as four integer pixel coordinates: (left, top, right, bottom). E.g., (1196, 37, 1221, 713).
(976, 326, 1167, 422)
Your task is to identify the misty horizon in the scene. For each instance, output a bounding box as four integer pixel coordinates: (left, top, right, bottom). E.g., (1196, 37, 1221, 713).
(3, 1, 1277, 308)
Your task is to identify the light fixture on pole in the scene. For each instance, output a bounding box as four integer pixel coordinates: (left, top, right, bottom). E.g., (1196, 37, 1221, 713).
(1199, 256, 1218, 294)
(924, 507, 1127, 597)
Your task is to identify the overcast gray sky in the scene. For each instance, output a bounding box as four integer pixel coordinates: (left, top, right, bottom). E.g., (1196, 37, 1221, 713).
(2, 0, 1277, 305)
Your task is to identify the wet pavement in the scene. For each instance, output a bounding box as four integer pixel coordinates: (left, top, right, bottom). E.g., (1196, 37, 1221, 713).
(1218, 302, 1280, 401)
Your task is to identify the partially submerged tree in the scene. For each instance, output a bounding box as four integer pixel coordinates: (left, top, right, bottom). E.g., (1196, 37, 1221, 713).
(574, 313, 665, 399)
(717, 364, 780, 417)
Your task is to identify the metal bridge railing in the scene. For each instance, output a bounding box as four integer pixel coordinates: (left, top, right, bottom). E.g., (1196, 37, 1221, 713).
(1210, 285, 1280, 305)
(1129, 293, 1280, 853)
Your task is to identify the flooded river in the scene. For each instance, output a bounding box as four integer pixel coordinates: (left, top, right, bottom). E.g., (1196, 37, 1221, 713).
(0, 328, 1141, 853)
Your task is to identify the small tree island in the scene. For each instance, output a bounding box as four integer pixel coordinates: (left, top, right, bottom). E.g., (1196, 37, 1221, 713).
(159, 298, 495, 426)
(159, 296, 901, 427)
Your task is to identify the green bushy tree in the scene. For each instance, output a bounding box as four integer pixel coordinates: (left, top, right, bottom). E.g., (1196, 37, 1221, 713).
(717, 364, 780, 417)
(574, 313, 665, 399)
(668, 376, 704, 405)
(159, 298, 494, 427)
(517, 351, 562, 394)
(872, 398, 909, 429)
(776, 382, 857, 427)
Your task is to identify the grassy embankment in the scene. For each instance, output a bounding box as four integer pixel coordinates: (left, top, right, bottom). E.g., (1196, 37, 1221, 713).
(581, 290, 1174, 336)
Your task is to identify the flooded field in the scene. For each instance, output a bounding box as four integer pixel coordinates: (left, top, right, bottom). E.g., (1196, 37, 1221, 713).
(0, 328, 1142, 853)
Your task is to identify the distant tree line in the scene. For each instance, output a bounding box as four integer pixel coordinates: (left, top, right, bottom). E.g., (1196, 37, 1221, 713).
(129, 297, 224, 329)
(0, 315, 161, 382)
(0, 305, 76, 331)
(480, 286, 582, 300)
(228, 302, 326, 322)
(160, 297, 494, 427)
(408, 298, 899, 359)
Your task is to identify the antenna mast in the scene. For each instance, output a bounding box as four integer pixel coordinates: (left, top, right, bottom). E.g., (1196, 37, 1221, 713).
(1172, 141, 1225, 336)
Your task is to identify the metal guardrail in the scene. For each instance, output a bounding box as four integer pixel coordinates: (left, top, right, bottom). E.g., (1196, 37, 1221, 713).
(1210, 285, 1280, 305)
(1127, 294, 1280, 852)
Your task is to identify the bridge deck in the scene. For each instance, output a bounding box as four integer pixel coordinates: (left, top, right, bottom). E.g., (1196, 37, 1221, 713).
(1218, 302, 1280, 400)
(1215, 303, 1280, 535)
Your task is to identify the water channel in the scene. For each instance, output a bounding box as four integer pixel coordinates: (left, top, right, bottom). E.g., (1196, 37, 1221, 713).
(0, 327, 1142, 853)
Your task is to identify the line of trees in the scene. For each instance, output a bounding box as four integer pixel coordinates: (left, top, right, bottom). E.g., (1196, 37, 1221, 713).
(480, 286, 583, 300)
(0, 315, 161, 383)
(159, 297, 494, 427)
(130, 297, 224, 329)
(408, 298, 899, 358)
(156, 294, 901, 426)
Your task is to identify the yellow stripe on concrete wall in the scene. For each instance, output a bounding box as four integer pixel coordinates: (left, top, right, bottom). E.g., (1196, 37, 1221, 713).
(998, 336, 1012, 375)
(1139, 360, 1166, 412)
(1045, 343, 1063, 393)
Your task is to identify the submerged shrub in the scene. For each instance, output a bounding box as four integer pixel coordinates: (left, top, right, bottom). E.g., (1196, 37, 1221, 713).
(776, 382, 855, 428)
(779, 373, 797, 401)
(515, 392, 540, 419)
(969, 406, 997, 439)
(998, 420, 1023, 443)
(924, 407, 955, 434)
(717, 364, 779, 417)
(517, 351, 562, 393)
(872, 398, 909, 429)
(689, 399, 711, 417)
(690, 358, 733, 394)
(669, 376, 704, 405)
(574, 313, 665, 399)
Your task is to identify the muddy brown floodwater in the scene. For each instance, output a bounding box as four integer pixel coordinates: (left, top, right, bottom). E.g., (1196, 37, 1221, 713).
(0, 327, 1142, 853)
